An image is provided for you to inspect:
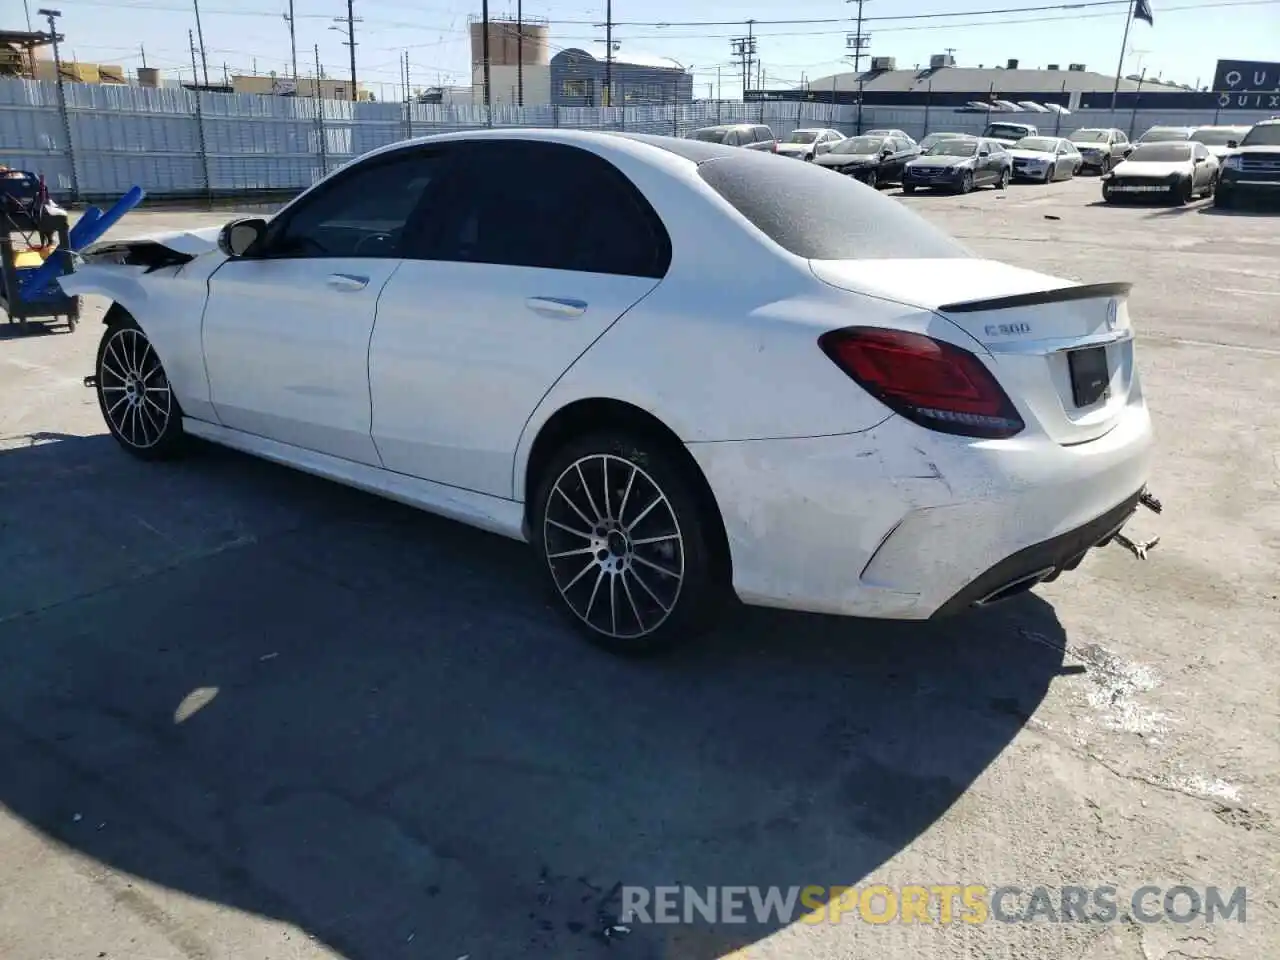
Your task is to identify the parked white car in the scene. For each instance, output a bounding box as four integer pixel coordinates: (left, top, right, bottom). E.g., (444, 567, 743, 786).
(1008, 136, 1082, 182)
(774, 127, 846, 160)
(63, 129, 1155, 655)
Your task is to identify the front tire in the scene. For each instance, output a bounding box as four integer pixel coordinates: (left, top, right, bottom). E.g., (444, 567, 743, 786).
(902, 183, 916, 194)
(1173, 178, 1193, 205)
(995, 167, 1010, 190)
(864, 169, 878, 189)
(95, 313, 186, 459)
(958, 171, 974, 194)
(531, 432, 728, 655)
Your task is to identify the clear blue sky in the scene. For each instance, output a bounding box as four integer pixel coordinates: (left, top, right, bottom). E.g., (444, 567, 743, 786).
(18, 0, 1280, 99)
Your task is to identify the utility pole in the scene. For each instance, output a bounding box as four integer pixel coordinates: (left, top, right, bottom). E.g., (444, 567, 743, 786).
(481, 0, 491, 111)
(516, 0, 523, 107)
(191, 0, 209, 87)
(283, 0, 298, 84)
(188, 29, 199, 87)
(346, 0, 358, 100)
(845, 0, 870, 73)
(139, 42, 147, 67)
(729, 22, 756, 102)
(331, 3, 361, 101)
(604, 0, 612, 106)
(846, 0, 871, 134)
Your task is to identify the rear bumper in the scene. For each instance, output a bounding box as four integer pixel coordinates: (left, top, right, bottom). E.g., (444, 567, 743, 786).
(686, 401, 1154, 620)
(930, 489, 1142, 618)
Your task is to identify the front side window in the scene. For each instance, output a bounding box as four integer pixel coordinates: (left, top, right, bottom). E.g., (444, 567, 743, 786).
(258, 149, 446, 259)
(420, 141, 671, 278)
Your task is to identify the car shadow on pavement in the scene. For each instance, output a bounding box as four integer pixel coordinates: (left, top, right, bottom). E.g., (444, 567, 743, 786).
(0, 435, 1070, 960)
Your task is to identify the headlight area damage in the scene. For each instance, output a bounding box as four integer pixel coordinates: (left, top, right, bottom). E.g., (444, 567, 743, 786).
(75, 225, 222, 273)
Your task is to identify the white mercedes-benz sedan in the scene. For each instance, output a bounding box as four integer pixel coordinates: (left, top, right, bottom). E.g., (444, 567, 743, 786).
(63, 128, 1155, 655)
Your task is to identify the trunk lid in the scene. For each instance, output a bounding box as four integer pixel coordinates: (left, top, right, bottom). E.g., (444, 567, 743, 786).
(810, 258, 1137, 445)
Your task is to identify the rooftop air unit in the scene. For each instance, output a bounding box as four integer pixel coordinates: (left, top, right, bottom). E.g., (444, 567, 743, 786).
(929, 53, 955, 68)
(1047, 64, 1060, 70)
(1068, 63, 1086, 71)
(870, 56, 896, 71)
(1006, 58, 1019, 69)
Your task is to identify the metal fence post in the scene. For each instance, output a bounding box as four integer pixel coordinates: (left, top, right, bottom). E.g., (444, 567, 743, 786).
(192, 89, 213, 204)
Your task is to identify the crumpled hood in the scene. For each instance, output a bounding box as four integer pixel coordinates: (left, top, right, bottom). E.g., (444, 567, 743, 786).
(1072, 141, 1112, 153)
(84, 224, 223, 257)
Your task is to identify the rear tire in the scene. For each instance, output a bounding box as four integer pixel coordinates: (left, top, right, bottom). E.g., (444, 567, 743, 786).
(530, 431, 729, 656)
(95, 312, 186, 460)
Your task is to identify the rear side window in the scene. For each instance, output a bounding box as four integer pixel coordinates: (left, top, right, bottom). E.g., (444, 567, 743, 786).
(697, 152, 970, 261)
(420, 140, 671, 278)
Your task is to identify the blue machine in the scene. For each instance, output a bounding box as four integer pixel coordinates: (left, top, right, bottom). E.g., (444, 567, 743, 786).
(19, 185, 145, 301)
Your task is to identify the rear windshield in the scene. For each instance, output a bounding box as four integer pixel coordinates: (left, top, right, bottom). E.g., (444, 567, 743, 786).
(1127, 143, 1192, 162)
(1069, 129, 1110, 142)
(690, 128, 729, 143)
(696, 153, 970, 261)
(787, 130, 819, 144)
(985, 123, 1030, 139)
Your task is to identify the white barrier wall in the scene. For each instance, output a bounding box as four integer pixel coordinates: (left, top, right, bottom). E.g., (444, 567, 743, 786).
(0, 79, 1271, 199)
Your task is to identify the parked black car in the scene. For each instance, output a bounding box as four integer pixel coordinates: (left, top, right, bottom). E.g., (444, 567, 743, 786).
(902, 137, 1012, 194)
(811, 134, 920, 188)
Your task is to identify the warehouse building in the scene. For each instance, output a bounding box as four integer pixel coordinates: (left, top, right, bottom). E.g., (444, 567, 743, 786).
(754, 53, 1217, 110)
(550, 48, 693, 106)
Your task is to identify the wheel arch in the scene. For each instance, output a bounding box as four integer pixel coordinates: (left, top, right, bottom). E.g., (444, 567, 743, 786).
(518, 397, 731, 574)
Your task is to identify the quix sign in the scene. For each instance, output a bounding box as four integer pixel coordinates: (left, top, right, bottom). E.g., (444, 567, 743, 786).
(1212, 59, 1280, 110)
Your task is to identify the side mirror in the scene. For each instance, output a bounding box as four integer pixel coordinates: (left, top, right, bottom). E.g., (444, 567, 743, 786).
(218, 217, 267, 258)
(979, 149, 991, 158)
(1226, 139, 1239, 149)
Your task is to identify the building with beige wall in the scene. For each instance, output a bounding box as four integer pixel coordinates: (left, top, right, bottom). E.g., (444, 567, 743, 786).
(231, 74, 372, 101)
(469, 63, 551, 106)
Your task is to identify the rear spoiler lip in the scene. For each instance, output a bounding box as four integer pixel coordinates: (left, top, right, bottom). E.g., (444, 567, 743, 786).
(937, 281, 1133, 314)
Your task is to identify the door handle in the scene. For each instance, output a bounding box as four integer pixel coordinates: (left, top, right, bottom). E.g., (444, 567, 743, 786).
(326, 273, 369, 291)
(525, 297, 587, 319)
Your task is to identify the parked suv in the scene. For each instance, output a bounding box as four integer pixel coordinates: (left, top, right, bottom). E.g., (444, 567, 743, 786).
(687, 124, 778, 153)
(1216, 118, 1280, 209)
(982, 121, 1039, 148)
(1066, 127, 1132, 174)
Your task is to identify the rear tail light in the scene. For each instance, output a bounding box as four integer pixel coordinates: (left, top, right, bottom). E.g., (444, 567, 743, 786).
(818, 326, 1025, 439)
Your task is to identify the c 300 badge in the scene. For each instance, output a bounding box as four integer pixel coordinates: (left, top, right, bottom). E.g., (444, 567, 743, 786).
(1106, 298, 1119, 331)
